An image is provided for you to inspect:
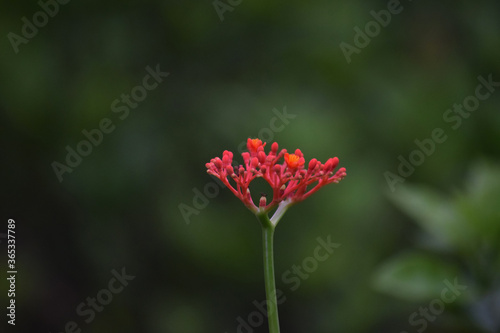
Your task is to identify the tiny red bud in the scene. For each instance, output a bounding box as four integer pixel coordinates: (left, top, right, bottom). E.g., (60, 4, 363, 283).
(214, 158, 222, 169)
(259, 195, 267, 207)
(258, 151, 266, 164)
(331, 157, 339, 169)
(323, 158, 333, 170)
(271, 142, 279, 153)
(308, 158, 317, 171)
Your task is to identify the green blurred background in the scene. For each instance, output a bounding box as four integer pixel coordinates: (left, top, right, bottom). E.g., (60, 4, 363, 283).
(1, 0, 500, 332)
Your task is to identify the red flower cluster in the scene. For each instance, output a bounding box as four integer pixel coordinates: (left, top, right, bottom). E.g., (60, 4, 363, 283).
(206, 138, 346, 213)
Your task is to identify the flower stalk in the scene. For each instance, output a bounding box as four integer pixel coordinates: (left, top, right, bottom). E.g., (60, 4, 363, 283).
(257, 212, 280, 333)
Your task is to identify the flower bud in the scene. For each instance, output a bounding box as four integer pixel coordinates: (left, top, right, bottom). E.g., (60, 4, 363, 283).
(271, 142, 279, 153)
(259, 194, 267, 207)
(308, 158, 317, 171)
(258, 151, 267, 164)
(242, 152, 250, 163)
(214, 157, 222, 169)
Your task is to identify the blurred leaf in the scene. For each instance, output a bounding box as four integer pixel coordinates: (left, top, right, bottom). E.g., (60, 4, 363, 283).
(389, 185, 471, 251)
(372, 251, 460, 302)
(458, 161, 500, 245)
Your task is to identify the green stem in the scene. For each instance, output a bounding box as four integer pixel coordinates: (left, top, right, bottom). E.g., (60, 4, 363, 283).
(257, 213, 280, 333)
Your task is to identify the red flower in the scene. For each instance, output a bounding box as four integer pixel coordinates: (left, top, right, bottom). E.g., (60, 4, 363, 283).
(248, 138, 265, 153)
(284, 153, 304, 170)
(206, 138, 346, 214)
